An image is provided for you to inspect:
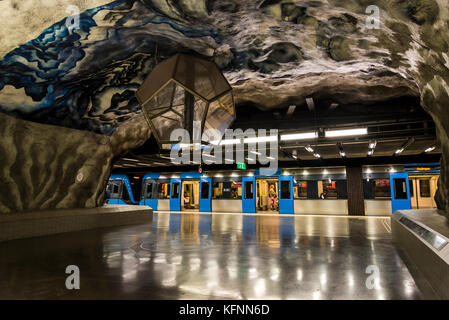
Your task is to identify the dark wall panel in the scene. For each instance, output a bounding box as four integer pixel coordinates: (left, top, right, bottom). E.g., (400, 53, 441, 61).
(307, 180, 318, 199)
(363, 180, 375, 199)
(336, 180, 348, 199)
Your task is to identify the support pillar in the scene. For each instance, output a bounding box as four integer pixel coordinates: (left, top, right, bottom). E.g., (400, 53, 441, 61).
(346, 166, 365, 216)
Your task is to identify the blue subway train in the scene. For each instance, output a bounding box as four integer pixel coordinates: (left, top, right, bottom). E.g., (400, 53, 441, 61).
(106, 164, 440, 215)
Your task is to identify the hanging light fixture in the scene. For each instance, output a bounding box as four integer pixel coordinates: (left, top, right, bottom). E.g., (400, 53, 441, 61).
(135, 53, 236, 149)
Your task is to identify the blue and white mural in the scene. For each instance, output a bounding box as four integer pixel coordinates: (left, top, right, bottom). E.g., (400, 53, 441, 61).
(0, 0, 220, 135)
(0, 0, 424, 136)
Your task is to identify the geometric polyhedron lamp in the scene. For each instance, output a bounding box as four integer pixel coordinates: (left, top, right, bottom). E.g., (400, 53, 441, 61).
(136, 53, 236, 149)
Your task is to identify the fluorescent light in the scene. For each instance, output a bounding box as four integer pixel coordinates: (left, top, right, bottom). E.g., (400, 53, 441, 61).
(250, 151, 261, 155)
(369, 142, 376, 149)
(225, 159, 234, 162)
(122, 158, 138, 162)
(425, 146, 436, 153)
(340, 152, 346, 157)
(325, 128, 367, 138)
(280, 132, 317, 141)
(305, 146, 314, 153)
(292, 155, 298, 159)
(211, 139, 241, 145)
(313, 153, 321, 158)
(267, 156, 275, 160)
(395, 148, 404, 154)
(246, 157, 255, 161)
(367, 150, 373, 156)
(244, 136, 277, 143)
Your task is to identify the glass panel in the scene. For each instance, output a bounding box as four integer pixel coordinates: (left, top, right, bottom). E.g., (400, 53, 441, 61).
(152, 110, 183, 142)
(293, 180, 307, 199)
(204, 92, 235, 137)
(194, 97, 207, 124)
(212, 180, 242, 199)
(419, 179, 431, 197)
(281, 180, 291, 199)
(172, 182, 180, 198)
(201, 182, 209, 199)
(374, 179, 391, 199)
(146, 183, 154, 198)
(173, 55, 231, 101)
(144, 81, 176, 117)
(156, 181, 171, 199)
(244, 181, 253, 199)
(122, 186, 130, 202)
(394, 178, 408, 200)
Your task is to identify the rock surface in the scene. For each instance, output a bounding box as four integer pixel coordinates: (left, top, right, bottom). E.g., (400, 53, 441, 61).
(0, 0, 448, 215)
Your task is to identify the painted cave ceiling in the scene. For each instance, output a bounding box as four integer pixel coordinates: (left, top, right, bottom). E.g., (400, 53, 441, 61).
(0, 0, 446, 135)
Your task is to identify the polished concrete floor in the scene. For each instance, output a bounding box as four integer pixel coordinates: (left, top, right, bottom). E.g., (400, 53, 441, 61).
(0, 212, 421, 299)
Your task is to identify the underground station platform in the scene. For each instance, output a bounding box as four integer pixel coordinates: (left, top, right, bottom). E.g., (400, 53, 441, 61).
(1, 0, 449, 312)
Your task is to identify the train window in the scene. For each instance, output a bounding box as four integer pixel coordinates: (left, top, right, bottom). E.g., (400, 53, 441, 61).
(146, 183, 153, 196)
(201, 182, 209, 199)
(212, 179, 242, 199)
(244, 181, 253, 199)
(110, 181, 122, 199)
(293, 180, 307, 199)
(172, 183, 180, 198)
(374, 179, 391, 199)
(280, 180, 291, 199)
(122, 185, 131, 202)
(318, 180, 337, 199)
(419, 179, 431, 198)
(409, 180, 414, 197)
(156, 181, 170, 199)
(393, 178, 408, 199)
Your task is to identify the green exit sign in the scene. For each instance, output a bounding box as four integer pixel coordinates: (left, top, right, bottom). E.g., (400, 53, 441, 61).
(237, 162, 246, 170)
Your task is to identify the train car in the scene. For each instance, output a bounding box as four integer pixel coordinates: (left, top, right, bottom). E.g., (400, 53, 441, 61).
(106, 174, 139, 205)
(108, 164, 440, 214)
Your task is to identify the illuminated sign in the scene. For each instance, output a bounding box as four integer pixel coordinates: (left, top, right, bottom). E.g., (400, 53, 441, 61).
(237, 162, 246, 170)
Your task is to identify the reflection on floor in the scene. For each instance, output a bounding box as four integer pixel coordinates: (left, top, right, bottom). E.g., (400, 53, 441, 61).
(0, 213, 421, 299)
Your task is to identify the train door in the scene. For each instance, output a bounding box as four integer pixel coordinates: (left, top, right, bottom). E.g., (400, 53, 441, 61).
(141, 179, 158, 210)
(390, 172, 411, 213)
(410, 175, 437, 209)
(181, 179, 200, 211)
(256, 178, 279, 213)
(199, 177, 212, 212)
(279, 176, 294, 214)
(242, 176, 256, 213)
(170, 178, 181, 211)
